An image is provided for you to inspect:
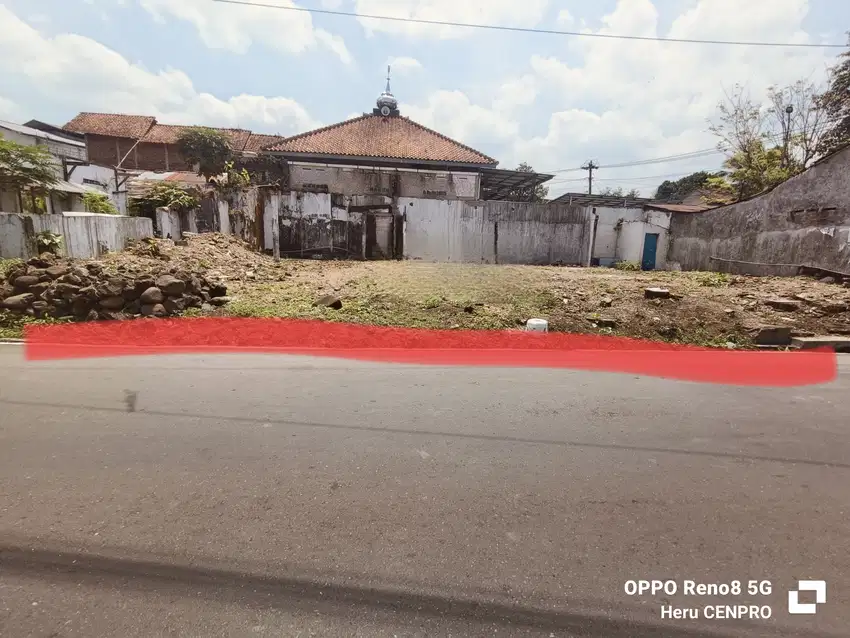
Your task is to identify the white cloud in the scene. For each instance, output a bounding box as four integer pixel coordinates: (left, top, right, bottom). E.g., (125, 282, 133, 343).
(401, 90, 518, 148)
(519, 0, 833, 194)
(386, 56, 422, 75)
(556, 9, 574, 27)
(138, 0, 352, 64)
(493, 75, 537, 113)
(0, 96, 20, 121)
(354, 0, 550, 39)
(0, 5, 319, 135)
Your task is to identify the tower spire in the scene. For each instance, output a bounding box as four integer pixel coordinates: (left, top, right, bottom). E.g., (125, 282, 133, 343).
(374, 65, 399, 116)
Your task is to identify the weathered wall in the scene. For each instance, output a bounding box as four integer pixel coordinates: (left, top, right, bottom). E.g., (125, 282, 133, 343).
(399, 198, 589, 264)
(669, 146, 850, 275)
(590, 207, 671, 268)
(0, 213, 153, 259)
(289, 163, 480, 200)
(399, 199, 492, 262)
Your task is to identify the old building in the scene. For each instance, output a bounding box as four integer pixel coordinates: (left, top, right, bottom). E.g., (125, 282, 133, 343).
(263, 71, 551, 203)
(62, 113, 285, 172)
(549, 192, 710, 270)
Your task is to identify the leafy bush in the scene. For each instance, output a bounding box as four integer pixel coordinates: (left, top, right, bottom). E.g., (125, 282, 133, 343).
(613, 260, 641, 271)
(82, 191, 118, 215)
(176, 127, 233, 180)
(695, 272, 730, 287)
(129, 182, 201, 217)
(36, 230, 63, 255)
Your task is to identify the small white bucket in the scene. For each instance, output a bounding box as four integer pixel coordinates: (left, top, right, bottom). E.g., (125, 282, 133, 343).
(525, 318, 549, 333)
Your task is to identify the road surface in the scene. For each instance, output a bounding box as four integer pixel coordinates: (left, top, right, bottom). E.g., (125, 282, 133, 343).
(1, 345, 848, 637)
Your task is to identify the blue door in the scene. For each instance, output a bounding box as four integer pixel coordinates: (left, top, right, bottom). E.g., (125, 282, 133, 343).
(641, 233, 659, 270)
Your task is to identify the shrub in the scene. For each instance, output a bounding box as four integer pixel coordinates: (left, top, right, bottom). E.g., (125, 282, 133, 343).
(82, 191, 118, 215)
(613, 260, 641, 271)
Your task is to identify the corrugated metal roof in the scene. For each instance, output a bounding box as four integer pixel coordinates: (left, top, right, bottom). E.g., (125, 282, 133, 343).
(50, 180, 100, 195)
(0, 120, 86, 148)
(267, 114, 498, 165)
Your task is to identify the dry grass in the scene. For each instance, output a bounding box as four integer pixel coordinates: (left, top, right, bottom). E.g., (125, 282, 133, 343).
(6, 235, 849, 346)
(218, 259, 850, 348)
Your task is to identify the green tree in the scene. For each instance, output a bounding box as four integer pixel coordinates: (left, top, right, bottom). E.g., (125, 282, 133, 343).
(713, 140, 794, 200)
(506, 162, 549, 202)
(0, 135, 58, 192)
(176, 127, 233, 181)
(818, 34, 850, 156)
(598, 186, 640, 198)
(654, 171, 717, 201)
(129, 182, 200, 217)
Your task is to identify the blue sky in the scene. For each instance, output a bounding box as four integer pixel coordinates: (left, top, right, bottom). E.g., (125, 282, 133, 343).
(1, 0, 847, 196)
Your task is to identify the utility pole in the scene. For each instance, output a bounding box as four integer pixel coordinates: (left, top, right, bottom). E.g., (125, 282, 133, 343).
(782, 104, 794, 169)
(581, 160, 599, 194)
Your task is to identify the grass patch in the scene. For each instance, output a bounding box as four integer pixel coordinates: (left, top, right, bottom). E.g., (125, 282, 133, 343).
(694, 272, 730, 287)
(613, 260, 641, 271)
(0, 310, 72, 340)
(0, 258, 23, 279)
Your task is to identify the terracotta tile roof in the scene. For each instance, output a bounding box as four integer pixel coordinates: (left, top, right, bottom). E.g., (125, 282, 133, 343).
(267, 114, 498, 165)
(243, 133, 286, 153)
(141, 124, 252, 150)
(63, 113, 156, 139)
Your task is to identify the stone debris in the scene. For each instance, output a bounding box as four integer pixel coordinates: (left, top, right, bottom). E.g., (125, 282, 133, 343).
(644, 287, 671, 299)
(764, 298, 801, 312)
(313, 294, 343, 310)
(0, 252, 228, 321)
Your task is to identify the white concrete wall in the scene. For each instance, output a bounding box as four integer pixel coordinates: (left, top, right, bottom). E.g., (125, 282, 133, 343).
(70, 164, 127, 215)
(0, 213, 153, 259)
(590, 206, 671, 268)
(399, 198, 489, 262)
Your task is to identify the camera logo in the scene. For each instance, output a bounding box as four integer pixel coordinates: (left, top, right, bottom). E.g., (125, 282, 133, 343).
(788, 580, 827, 615)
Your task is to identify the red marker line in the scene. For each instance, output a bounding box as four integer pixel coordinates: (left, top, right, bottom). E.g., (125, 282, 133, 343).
(24, 318, 836, 387)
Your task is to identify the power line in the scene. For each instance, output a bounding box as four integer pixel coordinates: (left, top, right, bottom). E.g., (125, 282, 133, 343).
(544, 127, 817, 174)
(546, 148, 722, 174)
(548, 170, 702, 185)
(210, 0, 848, 48)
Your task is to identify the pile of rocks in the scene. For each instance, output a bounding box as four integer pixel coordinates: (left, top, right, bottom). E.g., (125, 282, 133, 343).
(0, 254, 229, 321)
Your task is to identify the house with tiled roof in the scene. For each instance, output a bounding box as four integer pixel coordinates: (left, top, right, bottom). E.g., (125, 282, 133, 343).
(262, 73, 550, 202)
(62, 113, 285, 172)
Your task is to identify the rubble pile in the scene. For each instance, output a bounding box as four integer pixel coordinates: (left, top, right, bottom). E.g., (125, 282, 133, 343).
(0, 252, 229, 321)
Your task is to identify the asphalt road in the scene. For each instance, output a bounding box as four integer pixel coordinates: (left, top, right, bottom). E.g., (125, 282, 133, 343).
(1, 345, 848, 637)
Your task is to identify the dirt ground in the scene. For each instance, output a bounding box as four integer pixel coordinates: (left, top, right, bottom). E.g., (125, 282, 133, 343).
(4, 233, 850, 346)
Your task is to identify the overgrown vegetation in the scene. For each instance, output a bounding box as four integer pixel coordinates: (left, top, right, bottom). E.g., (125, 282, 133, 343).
(0, 311, 71, 340)
(176, 127, 233, 181)
(82, 191, 118, 215)
(818, 33, 850, 157)
(695, 272, 730, 287)
(35, 230, 63, 255)
(129, 181, 201, 218)
(613, 260, 641, 271)
(0, 135, 58, 210)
